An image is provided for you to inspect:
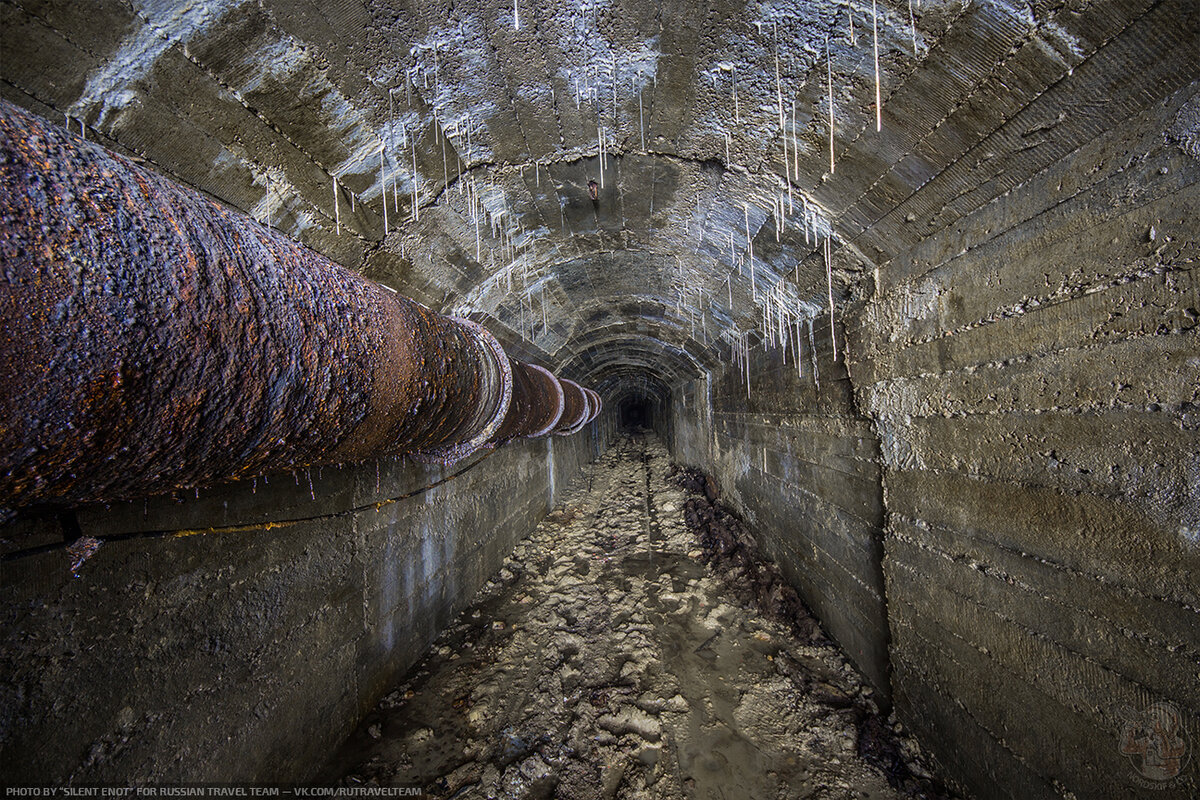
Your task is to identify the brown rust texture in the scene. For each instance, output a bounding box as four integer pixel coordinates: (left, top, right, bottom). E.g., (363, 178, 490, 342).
(584, 388, 603, 423)
(555, 379, 589, 435)
(0, 99, 582, 511)
(524, 364, 566, 437)
(490, 360, 558, 444)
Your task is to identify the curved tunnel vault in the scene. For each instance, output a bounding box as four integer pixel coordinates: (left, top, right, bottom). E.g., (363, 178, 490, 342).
(1, 0, 1198, 796)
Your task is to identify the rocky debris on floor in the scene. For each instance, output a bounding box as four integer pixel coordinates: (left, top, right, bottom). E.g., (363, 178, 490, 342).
(669, 465, 952, 799)
(671, 465, 824, 645)
(319, 434, 954, 799)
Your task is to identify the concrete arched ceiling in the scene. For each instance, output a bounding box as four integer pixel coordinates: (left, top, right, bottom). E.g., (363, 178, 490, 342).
(2, 0, 1185, 401)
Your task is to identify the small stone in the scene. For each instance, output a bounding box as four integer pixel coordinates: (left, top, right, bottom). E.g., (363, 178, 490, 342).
(664, 694, 689, 713)
(598, 709, 661, 742)
(636, 744, 661, 767)
(367, 723, 382, 740)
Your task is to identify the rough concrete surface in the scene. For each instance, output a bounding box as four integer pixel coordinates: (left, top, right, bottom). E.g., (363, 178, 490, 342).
(2, 0, 1198, 795)
(0, 432, 597, 783)
(320, 435, 947, 799)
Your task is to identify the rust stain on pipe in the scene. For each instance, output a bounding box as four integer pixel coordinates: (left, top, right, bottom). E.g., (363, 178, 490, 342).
(0, 99, 591, 512)
(489, 360, 566, 444)
(584, 388, 603, 423)
(555, 380, 591, 435)
(524, 365, 566, 437)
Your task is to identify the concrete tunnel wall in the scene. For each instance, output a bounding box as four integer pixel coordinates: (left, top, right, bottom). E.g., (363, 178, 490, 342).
(1, 0, 1198, 796)
(667, 79, 1200, 800)
(1, 430, 602, 782)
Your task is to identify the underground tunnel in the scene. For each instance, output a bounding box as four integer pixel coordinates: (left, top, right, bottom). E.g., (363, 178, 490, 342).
(618, 395, 655, 432)
(0, 0, 1197, 797)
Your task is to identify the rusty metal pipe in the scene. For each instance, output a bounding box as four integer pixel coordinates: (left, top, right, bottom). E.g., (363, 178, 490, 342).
(488, 360, 565, 444)
(555, 379, 591, 435)
(583, 388, 603, 423)
(0, 99, 587, 511)
(524, 365, 565, 437)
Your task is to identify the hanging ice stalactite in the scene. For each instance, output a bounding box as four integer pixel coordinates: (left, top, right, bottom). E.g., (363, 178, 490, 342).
(380, 144, 389, 235)
(873, 0, 883, 131)
(794, 316, 803, 379)
(809, 318, 820, 390)
(333, 175, 340, 235)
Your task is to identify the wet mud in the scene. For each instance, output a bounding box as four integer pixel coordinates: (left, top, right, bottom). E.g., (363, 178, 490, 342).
(319, 434, 951, 799)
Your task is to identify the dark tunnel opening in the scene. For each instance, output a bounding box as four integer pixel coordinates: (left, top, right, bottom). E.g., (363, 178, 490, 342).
(618, 395, 654, 431)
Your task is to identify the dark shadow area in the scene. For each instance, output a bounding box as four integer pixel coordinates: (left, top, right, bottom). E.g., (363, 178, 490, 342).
(619, 395, 653, 431)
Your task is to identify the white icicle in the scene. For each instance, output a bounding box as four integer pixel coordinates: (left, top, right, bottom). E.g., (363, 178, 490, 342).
(794, 316, 802, 377)
(825, 236, 838, 361)
(745, 336, 751, 399)
(809, 319, 820, 390)
(380, 145, 389, 235)
(514, 0, 520, 30)
(782, 113, 789, 183)
(790, 97, 799, 180)
(333, 176, 340, 235)
(873, 0, 882, 132)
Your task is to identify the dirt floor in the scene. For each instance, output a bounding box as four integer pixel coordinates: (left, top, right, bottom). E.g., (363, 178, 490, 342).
(318, 434, 950, 799)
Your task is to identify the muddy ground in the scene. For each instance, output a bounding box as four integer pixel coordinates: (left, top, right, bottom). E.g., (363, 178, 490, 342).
(318, 434, 950, 799)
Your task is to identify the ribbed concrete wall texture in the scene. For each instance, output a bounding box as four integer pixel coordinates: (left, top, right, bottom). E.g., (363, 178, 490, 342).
(1, 0, 1196, 797)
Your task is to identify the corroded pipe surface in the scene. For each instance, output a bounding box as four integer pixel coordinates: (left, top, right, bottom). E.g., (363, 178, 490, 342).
(524, 365, 565, 437)
(584, 388, 603, 423)
(555, 380, 591, 435)
(0, 100, 586, 511)
(489, 360, 565, 444)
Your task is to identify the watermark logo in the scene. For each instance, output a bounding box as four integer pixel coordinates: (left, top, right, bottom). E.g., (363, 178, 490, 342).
(1119, 701, 1189, 786)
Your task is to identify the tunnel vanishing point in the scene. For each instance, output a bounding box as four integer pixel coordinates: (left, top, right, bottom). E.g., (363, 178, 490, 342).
(0, 0, 1197, 797)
